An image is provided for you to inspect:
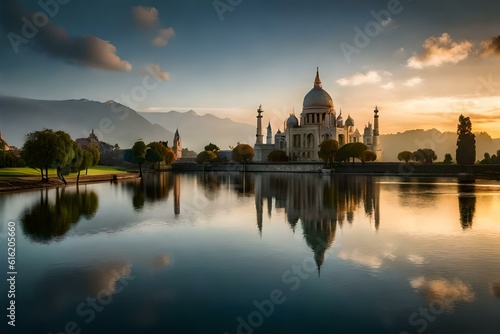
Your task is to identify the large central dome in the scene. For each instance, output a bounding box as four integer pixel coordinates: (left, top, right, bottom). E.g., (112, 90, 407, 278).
(303, 68, 333, 110)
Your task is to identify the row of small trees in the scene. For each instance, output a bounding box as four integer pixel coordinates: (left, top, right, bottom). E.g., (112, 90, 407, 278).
(195, 143, 255, 164)
(21, 129, 100, 184)
(318, 140, 376, 166)
(124, 140, 176, 177)
(397, 149, 438, 164)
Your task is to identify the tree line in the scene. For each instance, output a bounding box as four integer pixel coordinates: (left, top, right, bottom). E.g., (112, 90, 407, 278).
(21, 129, 100, 184)
(124, 140, 176, 177)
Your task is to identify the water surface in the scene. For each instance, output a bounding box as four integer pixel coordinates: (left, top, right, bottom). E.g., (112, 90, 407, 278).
(1, 173, 500, 334)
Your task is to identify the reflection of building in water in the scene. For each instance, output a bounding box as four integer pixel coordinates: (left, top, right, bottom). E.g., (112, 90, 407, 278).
(174, 174, 180, 215)
(253, 174, 381, 273)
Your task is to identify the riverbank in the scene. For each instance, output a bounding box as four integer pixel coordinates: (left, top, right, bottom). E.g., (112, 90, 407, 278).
(0, 173, 139, 194)
(171, 161, 500, 178)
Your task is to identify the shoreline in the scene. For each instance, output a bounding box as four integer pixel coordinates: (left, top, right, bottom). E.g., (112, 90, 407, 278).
(0, 173, 140, 194)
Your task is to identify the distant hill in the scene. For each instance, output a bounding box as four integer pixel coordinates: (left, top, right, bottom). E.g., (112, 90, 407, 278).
(381, 129, 500, 162)
(140, 111, 255, 152)
(0, 96, 173, 148)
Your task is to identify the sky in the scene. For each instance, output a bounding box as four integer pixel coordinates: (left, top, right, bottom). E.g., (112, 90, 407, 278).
(1, 0, 500, 137)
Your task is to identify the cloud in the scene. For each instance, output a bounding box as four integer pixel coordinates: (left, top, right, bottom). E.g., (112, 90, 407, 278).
(338, 250, 383, 269)
(141, 64, 169, 81)
(132, 6, 160, 31)
(404, 77, 423, 87)
(1, 1, 131, 72)
(407, 254, 424, 264)
(407, 33, 473, 69)
(480, 35, 500, 57)
(491, 282, 500, 299)
(336, 71, 382, 86)
(152, 27, 176, 47)
(410, 276, 475, 311)
(382, 82, 394, 90)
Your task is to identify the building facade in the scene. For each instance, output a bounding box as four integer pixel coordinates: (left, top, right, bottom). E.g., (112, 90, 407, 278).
(254, 69, 382, 162)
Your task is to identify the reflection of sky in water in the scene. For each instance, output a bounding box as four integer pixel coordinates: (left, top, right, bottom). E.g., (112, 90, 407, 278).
(1, 173, 500, 334)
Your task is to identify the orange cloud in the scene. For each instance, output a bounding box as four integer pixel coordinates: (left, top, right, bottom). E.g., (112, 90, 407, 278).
(336, 71, 382, 86)
(407, 33, 473, 69)
(410, 276, 475, 311)
(480, 35, 500, 57)
(132, 6, 160, 31)
(152, 27, 176, 47)
(141, 64, 170, 81)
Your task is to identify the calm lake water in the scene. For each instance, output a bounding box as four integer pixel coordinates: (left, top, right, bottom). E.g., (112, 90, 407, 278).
(1, 172, 500, 334)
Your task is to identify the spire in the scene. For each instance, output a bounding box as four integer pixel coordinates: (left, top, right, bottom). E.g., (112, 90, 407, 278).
(314, 67, 322, 88)
(267, 121, 271, 129)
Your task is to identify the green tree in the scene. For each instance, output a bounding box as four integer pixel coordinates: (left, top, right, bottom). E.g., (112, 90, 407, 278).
(146, 148, 162, 170)
(132, 141, 147, 177)
(362, 150, 377, 164)
(397, 151, 413, 164)
(0, 151, 25, 167)
(335, 143, 352, 162)
(164, 147, 176, 164)
(350, 142, 368, 164)
(413, 148, 437, 164)
(196, 150, 217, 164)
(268, 150, 288, 162)
(232, 144, 254, 163)
(318, 139, 339, 167)
(456, 114, 476, 166)
(204, 143, 220, 153)
(21, 129, 75, 184)
(443, 153, 453, 164)
(148, 142, 168, 162)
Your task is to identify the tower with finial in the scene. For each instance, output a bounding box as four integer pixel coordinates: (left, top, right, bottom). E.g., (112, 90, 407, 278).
(172, 128, 182, 159)
(266, 121, 272, 145)
(255, 105, 264, 145)
(372, 106, 382, 160)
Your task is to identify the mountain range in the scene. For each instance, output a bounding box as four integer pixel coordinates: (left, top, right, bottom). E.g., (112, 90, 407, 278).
(0, 96, 173, 149)
(1, 96, 499, 161)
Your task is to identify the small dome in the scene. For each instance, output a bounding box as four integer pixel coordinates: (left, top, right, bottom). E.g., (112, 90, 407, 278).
(345, 115, 354, 127)
(287, 115, 299, 128)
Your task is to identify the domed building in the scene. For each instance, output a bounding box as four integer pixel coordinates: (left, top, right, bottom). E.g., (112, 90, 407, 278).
(254, 68, 382, 162)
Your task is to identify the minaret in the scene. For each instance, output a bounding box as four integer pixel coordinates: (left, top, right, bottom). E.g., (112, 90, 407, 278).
(255, 105, 264, 144)
(373, 106, 380, 151)
(266, 121, 272, 144)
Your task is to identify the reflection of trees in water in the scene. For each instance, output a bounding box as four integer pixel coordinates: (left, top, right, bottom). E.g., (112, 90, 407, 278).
(397, 178, 438, 208)
(121, 172, 174, 211)
(20, 187, 99, 243)
(458, 183, 476, 229)
(198, 172, 254, 199)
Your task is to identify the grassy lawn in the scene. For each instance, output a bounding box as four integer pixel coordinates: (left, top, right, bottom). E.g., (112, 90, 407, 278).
(0, 166, 129, 177)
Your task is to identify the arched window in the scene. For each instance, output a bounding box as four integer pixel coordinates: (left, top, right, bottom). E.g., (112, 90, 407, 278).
(307, 133, 314, 149)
